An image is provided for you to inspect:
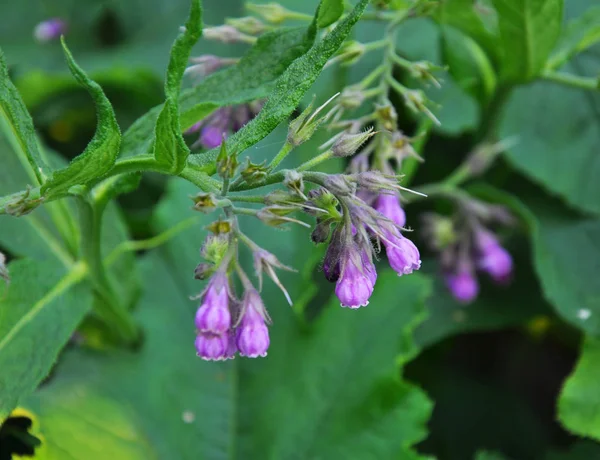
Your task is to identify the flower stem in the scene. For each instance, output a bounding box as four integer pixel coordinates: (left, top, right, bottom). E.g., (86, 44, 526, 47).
(76, 194, 139, 345)
(297, 150, 333, 172)
(541, 70, 599, 91)
(268, 141, 294, 171)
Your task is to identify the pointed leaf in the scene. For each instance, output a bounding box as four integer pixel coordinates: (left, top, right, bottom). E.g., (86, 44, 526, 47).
(41, 39, 121, 199)
(317, 0, 344, 28)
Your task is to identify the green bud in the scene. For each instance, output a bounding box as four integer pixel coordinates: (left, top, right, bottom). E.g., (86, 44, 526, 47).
(190, 192, 218, 213)
(375, 103, 398, 131)
(201, 233, 230, 264)
(287, 94, 338, 147)
(264, 189, 301, 205)
(225, 16, 267, 35)
(206, 219, 232, 235)
(216, 140, 238, 179)
(257, 207, 309, 228)
(336, 41, 365, 66)
(332, 128, 375, 157)
(283, 170, 305, 198)
(246, 2, 288, 24)
(306, 187, 341, 218)
(240, 158, 268, 185)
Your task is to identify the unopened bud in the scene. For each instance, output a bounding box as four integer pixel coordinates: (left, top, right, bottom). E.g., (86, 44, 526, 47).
(408, 61, 444, 88)
(206, 219, 232, 235)
(403, 89, 440, 126)
(216, 140, 238, 179)
(339, 86, 366, 110)
(246, 3, 288, 24)
(34, 18, 67, 43)
(240, 158, 268, 185)
(375, 103, 398, 131)
(191, 192, 218, 213)
(324, 174, 356, 196)
(305, 187, 340, 217)
(203, 25, 255, 44)
(2, 187, 43, 216)
(257, 207, 309, 228)
(332, 128, 375, 157)
(336, 41, 365, 66)
(288, 94, 338, 147)
(201, 233, 229, 263)
(283, 170, 305, 198)
(311, 220, 333, 244)
(226, 16, 267, 35)
(264, 190, 301, 205)
(194, 262, 215, 280)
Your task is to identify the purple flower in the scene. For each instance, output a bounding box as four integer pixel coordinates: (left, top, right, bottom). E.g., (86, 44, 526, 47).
(236, 290, 270, 358)
(383, 231, 421, 276)
(195, 332, 229, 361)
(475, 229, 513, 283)
(445, 266, 479, 304)
(195, 273, 231, 334)
(34, 18, 67, 42)
(335, 246, 376, 308)
(225, 330, 238, 360)
(375, 192, 406, 227)
(201, 126, 224, 148)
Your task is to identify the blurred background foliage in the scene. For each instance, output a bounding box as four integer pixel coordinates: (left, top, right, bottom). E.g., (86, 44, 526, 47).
(1, 0, 600, 459)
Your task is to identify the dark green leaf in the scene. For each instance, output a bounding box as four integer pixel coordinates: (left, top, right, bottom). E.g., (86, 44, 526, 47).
(441, 26, 497, 105)
(499, 69, 600, 214)
(548, 6, 600, 69)
(558, 336, 600, 440)
(41, 39, 121, 199)
(152, 0, 202, 173)
(317, 0, 344, 28)
(476, 451, 512, 460)
(121, 26, 317, 158)
(491, 0, 564, 81)
(0, 259, 92, 421)
(0, 48, 49, 185)
(546, 441, 600, 460)
(187, 0, 370, 174)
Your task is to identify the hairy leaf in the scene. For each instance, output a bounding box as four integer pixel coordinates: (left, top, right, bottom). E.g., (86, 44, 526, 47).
(558, 337, 600, 440)
(152, 0, 201, 173)
(0, 48, 49, 185)
(41, 40, 121, 199)
(317, 0, 344, 28)
(0, 260, 92, 422)
(186, 0, 370, 174)
(548, 6, 600, 70)
(491, 0, 564, 82)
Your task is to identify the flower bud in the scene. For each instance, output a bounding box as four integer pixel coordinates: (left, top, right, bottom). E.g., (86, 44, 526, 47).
(403, 89, 440, 126)
(408, 61, 444, 88)
(201, 126, 224, 148)
(2, 188, 43, 216)
(336, 41, 366, 66)
(323, 174, 356, 196)
(185, 55, 228, 79)
(195, 272, 231, 334)
(247, 2, 289, 24)
(236, 290, 270, 358)
(225, 16, 267, 35)
(216, 140, 238, 179)
(375, 104, 398, 131)
(283, 170, 305, 198)
(287, 94, 338, 147)
(264, 190, 299, 206)
(241, 159, 268, 185)
(332, 128, 375, 157)
(375, 192, 406, 227)
(201, 233, 229, 263)
(191, 192, 218, 213)
(203, 25, 255, 44)
(195, 332, 229, 361)
(384, 233, 421, 276)
(257, 207, 309, 228)
(34, 18, 67, 42)
(474, 229, 513, 283)
(206, 219, 232, 235)
(311, 219, 332, 244)
(339, 86, 366, 111)
(444, 265, 479, 304)
(335, 246, 376, 308)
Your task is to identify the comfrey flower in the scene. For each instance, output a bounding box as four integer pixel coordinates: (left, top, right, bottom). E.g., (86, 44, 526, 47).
(34, 18, 67, 42)
(194, 271, 231, 334)
(474, 228, 513, 283)
(186, 102, 263, 149)
(195, 332, 230, 361)
(335, 244, 376, 308)
(236, 290, 270, 357)
(444, 261, 479, 304)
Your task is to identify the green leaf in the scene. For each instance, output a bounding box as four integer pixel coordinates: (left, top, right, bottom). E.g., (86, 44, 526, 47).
(440, 26, 497, 105)
(0, 48, 49, 185)
(491, 0, 564, 81)
(546, 441, 600, 460)
(20, 178, 433, 458)
(476, 451, 512, 460)
(558, 337, 600, 440)
(317, 0, 344, 28)
(547, 6, 600, 70)
(121, 26, 317, 159)
(0, 259, 92, 421)
(152, 0, 202, 173)
(187, 0, 370, 174)
(499, 71, 600, 214)
(41, 39, 121, 199)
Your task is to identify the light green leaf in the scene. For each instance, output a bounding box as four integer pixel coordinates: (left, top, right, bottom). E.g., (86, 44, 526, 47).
(41, 39, 121, 199)
(491, 0, 564, 81)
(187, 0, 370, 174)
(441, 26, 497, 105)
(152, 0, 202, 173)
(499, 68, 600, 214)
(547, 6, 600, 70)
(317, 0, 344, 28)
(0, 48, 49, 185)
(0, 259, 92, 422)
(558, 337, 600, 440)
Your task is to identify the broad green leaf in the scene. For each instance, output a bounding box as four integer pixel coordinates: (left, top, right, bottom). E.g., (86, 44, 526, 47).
(441, 26, 497, 105)
(120, 26, 317, 159)
(41, 40, 121, 199)
(491, 0, 564, 81)
(152, 0, 201, 173)
(558, 337, 600, 440)
(499, 66, 600, 214)
(476, 451, 511, 460)
(547, 6, 600, 70)
(434, 0, 499, 60)
(187, 0, 370, 174)
(0, 49, 49, 185)
(0, 259, 92, 422)
(317, 0, 344, 28)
